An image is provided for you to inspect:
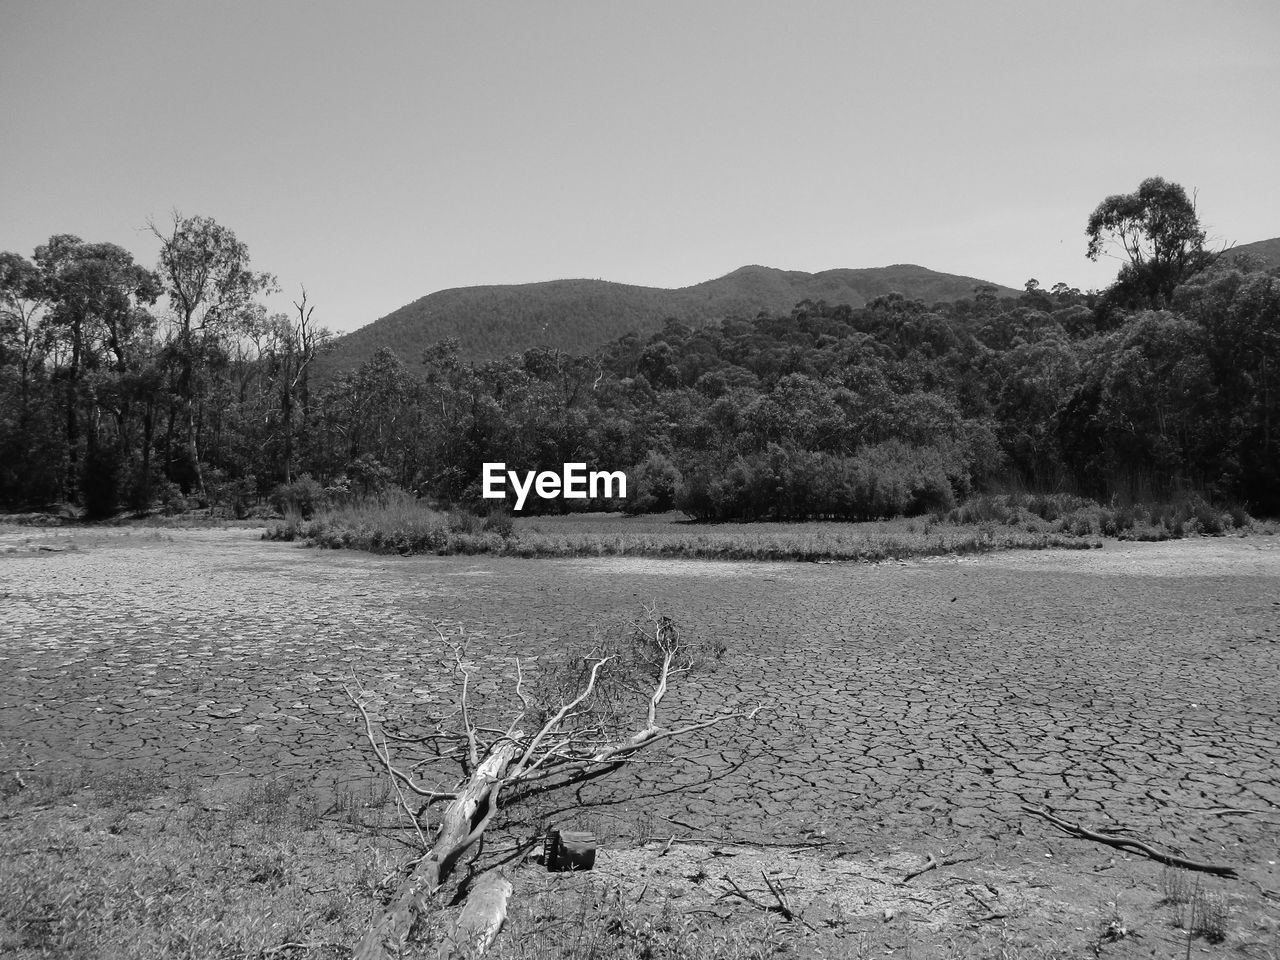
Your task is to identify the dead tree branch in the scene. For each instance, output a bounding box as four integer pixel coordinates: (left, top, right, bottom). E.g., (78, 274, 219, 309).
(901, 853, 978, 884)
(351, 608, 763, 959)
(718, 872, 818, 932)
(902, 854, 938, 883)
(1021, 806, 1238, 878)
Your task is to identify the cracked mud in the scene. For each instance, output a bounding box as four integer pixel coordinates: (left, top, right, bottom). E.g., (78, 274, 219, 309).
(2, 529, 1278, 934)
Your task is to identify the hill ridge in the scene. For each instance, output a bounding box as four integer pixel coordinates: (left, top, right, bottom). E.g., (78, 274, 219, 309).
(1225, 237, 1280, 269)
(317, 263, 1022, 375)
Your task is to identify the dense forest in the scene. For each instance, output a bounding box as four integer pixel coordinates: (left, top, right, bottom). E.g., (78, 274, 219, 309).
(3, 180, 1279, 521)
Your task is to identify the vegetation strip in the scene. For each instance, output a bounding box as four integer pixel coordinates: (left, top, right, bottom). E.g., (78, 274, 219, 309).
(5, 181, 1278, 535)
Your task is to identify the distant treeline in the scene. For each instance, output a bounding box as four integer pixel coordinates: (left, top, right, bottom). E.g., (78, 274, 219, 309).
(3, 183, 1279, 519)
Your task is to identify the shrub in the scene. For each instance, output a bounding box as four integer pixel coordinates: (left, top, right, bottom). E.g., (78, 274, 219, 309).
(270, 474, 325, 518)
(1184, 494, 1224, 535)
(207, 471, 257, 519)
(447, 507, 482, 534)
(625, 452, 682, 515)
(346, 455, 394, 500)
(950, 494, 1012, 525)
(1225, 503, 1250, 528)
(482, 507, 515, 538)
(323, 476, 353, 507)
(156, 480, 189, 516)
(123, 464, 161, 513)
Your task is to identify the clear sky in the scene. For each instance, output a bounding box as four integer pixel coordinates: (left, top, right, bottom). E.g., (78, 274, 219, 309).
(2, 1, 1277, 333)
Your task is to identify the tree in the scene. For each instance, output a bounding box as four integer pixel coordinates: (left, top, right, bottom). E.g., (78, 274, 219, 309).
(151, 214, 276, 497)
(0, 252, 51, 412)
(264, 287, 331, 483)
(1086, 176, 1213, 309)
(1060, 313, 1216, 496)
(32, 237, 159, 503)
(994, 333, 1082, 486)
(0, 252, 60, 503)
(1177, 269, 1280, 509)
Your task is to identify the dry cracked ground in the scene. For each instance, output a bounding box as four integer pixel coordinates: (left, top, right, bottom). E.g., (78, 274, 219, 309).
(1, 526, 1279, 956)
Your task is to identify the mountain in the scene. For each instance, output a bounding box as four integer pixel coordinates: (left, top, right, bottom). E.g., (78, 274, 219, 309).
(316, 264, 1019, 376)
(1224, 237, 1280, 270)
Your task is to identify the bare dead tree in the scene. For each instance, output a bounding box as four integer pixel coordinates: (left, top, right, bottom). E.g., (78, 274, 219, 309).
(345, 608, 763, 959)
(262, 286, 331, 484)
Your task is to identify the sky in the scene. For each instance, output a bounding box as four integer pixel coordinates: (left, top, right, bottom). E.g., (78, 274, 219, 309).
(2, 1, 1278, 334)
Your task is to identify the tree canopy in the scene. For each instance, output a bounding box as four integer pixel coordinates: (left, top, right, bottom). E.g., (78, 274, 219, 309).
(1086, 176, 1213, 309)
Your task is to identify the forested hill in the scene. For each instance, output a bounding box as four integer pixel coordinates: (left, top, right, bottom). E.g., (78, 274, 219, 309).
(315, 264, 1018, 375)
(1226, 237, 1280, 270)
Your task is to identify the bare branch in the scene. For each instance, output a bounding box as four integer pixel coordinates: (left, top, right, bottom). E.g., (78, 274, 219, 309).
(513, 655, 614, 772)
(1022, 806, 1238, 877)
(344, 679, 456, 802)
(381, 731, 429, 851)
(451, 642, 480, 771)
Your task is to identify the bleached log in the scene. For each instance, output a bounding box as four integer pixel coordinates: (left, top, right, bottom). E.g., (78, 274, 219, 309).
(445, 870, 513, 955)
(355, 739, 521, 960)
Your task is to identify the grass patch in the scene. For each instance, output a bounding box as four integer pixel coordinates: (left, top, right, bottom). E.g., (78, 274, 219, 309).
(261, 489, 1272, 562)
(0, 769, 407, 960)
(0, 769, 1215, 958)
(499, 879, 797, 960)
(507, 515, 1099, 561)
(1162, 867, 1232, 947)
(263, 491, 1112, 562)
(946, 491, 1267, 541)
(0, 769, 822, 959)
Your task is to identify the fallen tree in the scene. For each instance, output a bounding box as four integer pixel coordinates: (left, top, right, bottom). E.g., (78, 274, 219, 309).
(346, 608, 764, 959)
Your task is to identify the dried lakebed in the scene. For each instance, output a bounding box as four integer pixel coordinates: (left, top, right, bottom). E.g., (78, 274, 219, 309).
(2, 529, 1278, 915)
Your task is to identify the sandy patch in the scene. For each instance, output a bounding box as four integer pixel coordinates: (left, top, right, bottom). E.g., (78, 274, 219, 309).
(966, 535, 1280, 578)
(555, 556, 801, 579)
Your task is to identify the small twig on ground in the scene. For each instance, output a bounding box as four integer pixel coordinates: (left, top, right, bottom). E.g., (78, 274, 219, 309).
(1208, 807, 1280, 822)
(663, 815, 703, 832)
(965, 888, 993, 909)
(641, 834, 836, 849)
(1021, 806, 1238, 878)
(760, 870, 795, 917)
(970, 912, 1009, 924)
(902, 854, 938, 883)
(717, 873, 819, 932)
(261, 943, 335, 957)
(902, 853, 978, 884)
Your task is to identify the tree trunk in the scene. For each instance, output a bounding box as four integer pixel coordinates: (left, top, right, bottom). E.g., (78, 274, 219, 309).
(176, 330, 204, 499)
(282, 385, 293, 485)
(64, 381, 79, 501)
(446, 871, 512, 955)
(64, 320, 83, 502)
(354, 739, 521, 960)
(140, 401, 154, 506)
(162, 401, 175, 486)
(185, 397, 204, 500)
